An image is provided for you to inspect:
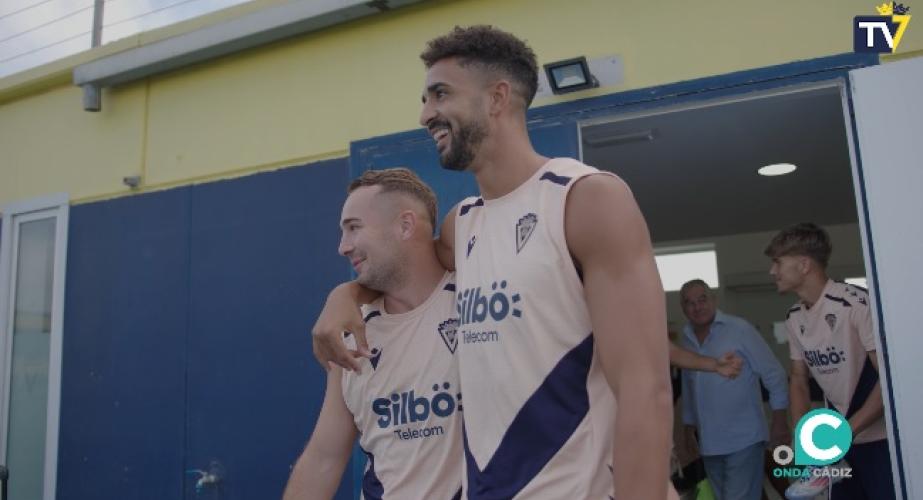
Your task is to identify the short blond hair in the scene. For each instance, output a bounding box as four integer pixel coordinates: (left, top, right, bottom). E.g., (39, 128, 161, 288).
(348, 168, 438, 233)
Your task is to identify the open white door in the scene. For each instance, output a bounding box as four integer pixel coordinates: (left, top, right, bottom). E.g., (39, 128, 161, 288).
(0, 194, 69, 500)
(848, 55, 923, 500)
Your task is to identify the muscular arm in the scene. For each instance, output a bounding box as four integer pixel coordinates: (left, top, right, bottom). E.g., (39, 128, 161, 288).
(848, 301, 885, 436)
(789, 359, 811, 429)
(283, 368, 358, 500)
(848, 351, 885, 436)
(565, 175, 672, 499)
(435, 204, 457, 272)
(312, 282, 380, 372)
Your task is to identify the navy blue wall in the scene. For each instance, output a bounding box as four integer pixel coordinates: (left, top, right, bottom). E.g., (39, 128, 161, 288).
(59, 159, 352, 499)
(61, 187, 191, 500)
(184, 161, 349, 499)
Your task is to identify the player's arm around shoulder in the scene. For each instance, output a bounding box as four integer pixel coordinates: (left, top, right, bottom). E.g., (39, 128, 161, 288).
(313, 203, 457, 372)
(564, 174, 673, 499)
(312, 282, 378, 372)
(435, 202, 459, 272)
(283, 368, 358, 500)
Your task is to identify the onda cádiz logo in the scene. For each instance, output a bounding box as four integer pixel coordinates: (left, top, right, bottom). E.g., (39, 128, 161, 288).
(772, 409, 854, 479)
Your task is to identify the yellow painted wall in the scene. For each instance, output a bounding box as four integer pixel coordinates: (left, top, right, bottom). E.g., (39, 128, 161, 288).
(0, 84, 147, 205)
(1, 0, 921, 206)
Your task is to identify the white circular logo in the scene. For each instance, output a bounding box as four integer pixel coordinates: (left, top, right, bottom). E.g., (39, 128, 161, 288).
(773, 444, 794, 466)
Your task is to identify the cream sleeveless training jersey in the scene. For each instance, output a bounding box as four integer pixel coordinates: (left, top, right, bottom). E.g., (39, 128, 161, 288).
(341, 272, 463, 500)
(452, 158, 618, 499)
(785, 279, 886, 444)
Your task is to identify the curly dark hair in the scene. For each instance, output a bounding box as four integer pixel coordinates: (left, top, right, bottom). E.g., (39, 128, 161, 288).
(764, 222, 833, 268)
(420, 25, 539, 108)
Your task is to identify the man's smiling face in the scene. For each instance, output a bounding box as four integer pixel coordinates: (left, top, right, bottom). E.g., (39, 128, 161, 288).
(419, 57, 489, 172)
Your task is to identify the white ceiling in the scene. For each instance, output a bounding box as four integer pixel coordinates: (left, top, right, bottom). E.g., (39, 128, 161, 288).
(581, 84, 859, 244)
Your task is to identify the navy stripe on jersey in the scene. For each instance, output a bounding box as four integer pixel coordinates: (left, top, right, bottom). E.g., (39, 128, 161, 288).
(844, 356, 879, 420)
(824, 294, 852, 307)
(539, 171, 572, 186)
(786, 306, 801, 319)
(361, 448, 384, 500)
(459, 198, 484, 216)
(838, 280, 870, 293)
(463, 334, 594, 499)
(363, 310, 382, 323)
(444, 283, 456, 292)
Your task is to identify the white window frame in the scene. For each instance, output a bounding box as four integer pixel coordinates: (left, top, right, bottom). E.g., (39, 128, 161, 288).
(0, 193, 69, 500)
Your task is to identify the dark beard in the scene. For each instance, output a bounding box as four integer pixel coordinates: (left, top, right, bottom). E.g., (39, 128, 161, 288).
(440, 119, 487, 172)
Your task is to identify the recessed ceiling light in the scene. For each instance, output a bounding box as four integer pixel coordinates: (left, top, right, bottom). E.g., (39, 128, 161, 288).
(758, 163, 797, 176)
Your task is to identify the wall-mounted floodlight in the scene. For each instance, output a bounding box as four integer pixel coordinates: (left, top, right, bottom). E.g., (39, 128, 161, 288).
(543, 57, 599, 95)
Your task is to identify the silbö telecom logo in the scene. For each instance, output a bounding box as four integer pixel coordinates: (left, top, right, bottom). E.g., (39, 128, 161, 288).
(772, 409, 854, 479)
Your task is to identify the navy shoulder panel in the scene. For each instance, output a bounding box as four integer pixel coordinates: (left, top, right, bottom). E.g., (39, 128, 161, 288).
(459, 198, 484, 216)
(539, 171, 572, 186)
(835, 279, 869, 294)
(824, 294, 852, 308)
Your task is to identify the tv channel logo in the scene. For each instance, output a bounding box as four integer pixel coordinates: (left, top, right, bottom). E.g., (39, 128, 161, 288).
(854, 2, 912, 53)
(772, 409, 854, 479)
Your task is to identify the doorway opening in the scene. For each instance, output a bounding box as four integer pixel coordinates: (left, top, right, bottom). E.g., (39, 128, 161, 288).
(580, 81, 876, 499)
